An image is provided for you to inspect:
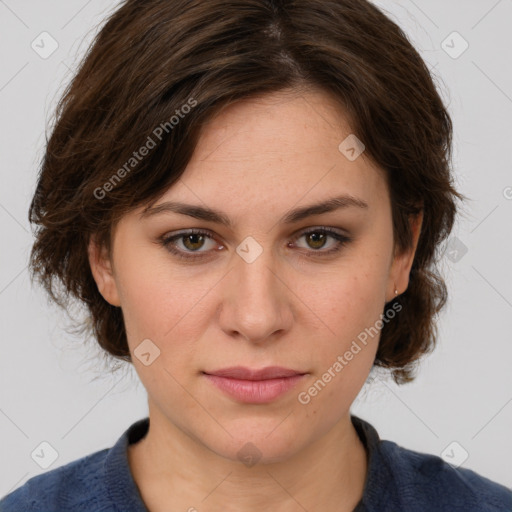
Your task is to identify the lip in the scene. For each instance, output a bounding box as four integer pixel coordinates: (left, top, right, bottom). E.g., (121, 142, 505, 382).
(205, 366, 304, 380)
(203, 366, 307, 404)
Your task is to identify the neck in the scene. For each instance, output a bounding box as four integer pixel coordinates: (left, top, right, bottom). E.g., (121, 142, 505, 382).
(128, 409, 368, 512)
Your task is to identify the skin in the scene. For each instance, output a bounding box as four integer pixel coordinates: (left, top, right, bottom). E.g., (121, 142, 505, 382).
(88, 88, 422, 512)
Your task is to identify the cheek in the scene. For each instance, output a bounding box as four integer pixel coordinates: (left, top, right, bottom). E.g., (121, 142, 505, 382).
(116, 251, 217, 367)
(318, 260, 389, 335)
(115, 265, 168, 341)
(305, 253, 389, 376)
(114, 243, 177, 318)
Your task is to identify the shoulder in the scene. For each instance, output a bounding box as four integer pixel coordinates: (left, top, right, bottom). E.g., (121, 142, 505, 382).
(0, 447, 112, 511)
(352, 415, 512, 511)
(0, 418, 149, 512)
(378, 439, 512, 511)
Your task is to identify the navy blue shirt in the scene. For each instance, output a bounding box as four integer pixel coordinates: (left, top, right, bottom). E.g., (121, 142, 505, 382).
(1, 415, 511, 511)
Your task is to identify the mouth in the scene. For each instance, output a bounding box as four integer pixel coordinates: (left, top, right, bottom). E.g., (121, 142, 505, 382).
(204, 365, 306, 380)
(202, 366, 308, 404)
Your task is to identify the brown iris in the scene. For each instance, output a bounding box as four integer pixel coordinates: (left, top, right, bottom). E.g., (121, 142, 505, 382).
(182, 233, 206, 251)
(305, 232, 327, 249)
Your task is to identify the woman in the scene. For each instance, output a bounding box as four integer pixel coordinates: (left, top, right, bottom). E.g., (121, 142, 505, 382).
(1, 0, 510, 510)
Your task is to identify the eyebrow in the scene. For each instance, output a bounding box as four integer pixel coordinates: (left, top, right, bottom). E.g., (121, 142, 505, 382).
(140, 194, 368, 227)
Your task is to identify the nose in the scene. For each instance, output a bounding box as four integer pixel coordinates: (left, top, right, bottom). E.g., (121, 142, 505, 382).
(218, 245, 293, 344)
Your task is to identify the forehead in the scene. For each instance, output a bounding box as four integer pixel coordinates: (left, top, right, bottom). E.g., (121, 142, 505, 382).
(195, 88, 355, 162)
(133, 89, 390, 229)
(184, 90, 384, 195)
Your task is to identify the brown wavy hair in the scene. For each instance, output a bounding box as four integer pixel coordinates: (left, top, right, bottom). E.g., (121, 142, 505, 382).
(28, 0, 465, 384)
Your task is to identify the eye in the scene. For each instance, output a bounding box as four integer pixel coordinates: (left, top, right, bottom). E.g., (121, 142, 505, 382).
(159, 229, 220, 260)
(290, 227, 352, 257)
(158, 227, 352, 261)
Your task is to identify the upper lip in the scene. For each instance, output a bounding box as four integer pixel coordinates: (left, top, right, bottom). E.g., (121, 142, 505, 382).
(204, 366, 306, 380)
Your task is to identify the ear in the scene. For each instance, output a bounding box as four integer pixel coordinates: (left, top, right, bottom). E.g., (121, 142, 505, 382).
(387, 210, 423, 302)
(87, 235, 121, 307)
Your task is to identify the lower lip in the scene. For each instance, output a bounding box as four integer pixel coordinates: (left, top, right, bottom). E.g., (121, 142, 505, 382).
(203, 373, 306, 403)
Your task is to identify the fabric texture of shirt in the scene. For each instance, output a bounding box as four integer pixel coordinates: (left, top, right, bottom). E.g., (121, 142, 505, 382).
(1, 414, 511, 511)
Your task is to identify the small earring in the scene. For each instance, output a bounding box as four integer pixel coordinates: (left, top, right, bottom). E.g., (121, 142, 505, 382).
(394, 285, 398, 296)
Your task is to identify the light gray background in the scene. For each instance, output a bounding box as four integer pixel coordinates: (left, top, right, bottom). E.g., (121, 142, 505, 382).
(1, 0, 511, 498)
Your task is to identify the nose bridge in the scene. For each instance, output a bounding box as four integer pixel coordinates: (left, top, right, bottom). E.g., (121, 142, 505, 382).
(221, 239, 290, 342)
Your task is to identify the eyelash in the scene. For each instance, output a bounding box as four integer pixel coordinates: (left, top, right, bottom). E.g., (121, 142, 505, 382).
(158, 227, 352, 262)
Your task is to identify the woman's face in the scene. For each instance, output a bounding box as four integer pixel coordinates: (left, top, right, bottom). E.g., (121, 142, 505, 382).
(89, 88, 420, 464)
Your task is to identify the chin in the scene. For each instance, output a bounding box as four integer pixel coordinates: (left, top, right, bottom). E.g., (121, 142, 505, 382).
(201, 420, 307, 467)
